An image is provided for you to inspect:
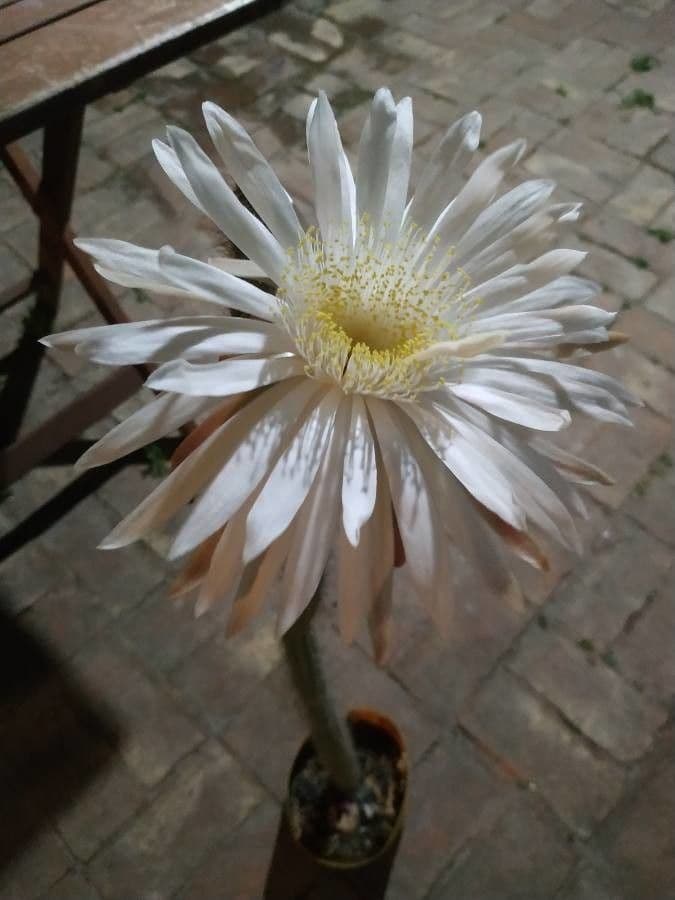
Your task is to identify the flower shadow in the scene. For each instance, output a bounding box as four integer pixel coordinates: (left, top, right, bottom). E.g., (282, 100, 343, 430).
(263, 803, 400, 899)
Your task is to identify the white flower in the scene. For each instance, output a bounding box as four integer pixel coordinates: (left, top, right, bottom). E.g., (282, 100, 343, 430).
(43, 89, 635, 657)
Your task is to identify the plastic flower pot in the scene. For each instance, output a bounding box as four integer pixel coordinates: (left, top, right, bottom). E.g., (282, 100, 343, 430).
(285, 708, 408, 871)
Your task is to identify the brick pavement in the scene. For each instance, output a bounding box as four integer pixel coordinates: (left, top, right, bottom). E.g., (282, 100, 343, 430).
(1, 0, 674, 897)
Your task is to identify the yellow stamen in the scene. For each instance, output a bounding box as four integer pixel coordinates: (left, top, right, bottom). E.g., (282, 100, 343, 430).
(278, 218, 473, 399)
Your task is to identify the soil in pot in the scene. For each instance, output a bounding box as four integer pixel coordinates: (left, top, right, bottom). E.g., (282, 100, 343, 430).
(287, 712, 407, 866)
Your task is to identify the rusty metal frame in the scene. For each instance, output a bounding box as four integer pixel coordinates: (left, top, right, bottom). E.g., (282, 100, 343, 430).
(0, 2, 281, 491)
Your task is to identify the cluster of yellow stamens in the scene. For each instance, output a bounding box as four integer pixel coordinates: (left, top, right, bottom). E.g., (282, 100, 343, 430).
(277, 219, 473, 400)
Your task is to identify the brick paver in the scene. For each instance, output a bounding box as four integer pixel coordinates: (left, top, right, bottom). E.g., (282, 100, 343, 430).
(1, 0, 674, 897)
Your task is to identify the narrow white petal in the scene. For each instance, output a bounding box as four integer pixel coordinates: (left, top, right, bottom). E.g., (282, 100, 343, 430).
(308, 92, 352, 244)
(306, 97, 357, 242)
(243, 388, 341, 563)
(405, 110, 481, 233)
(153, 138, 206, 213)
(227, 529, 293, 636)
(341, 396, 378, 546)
(368, 569, 395, 665)
(279, 397, 350, 633)
(145, 354, 304, 396)
(337, 523, 371, 644)
(356, 88, 397, 234)
(43, 317, 292, 365)
(208, 257, 269, 281)
(468, 313, 565, 343)
(169, 378, 323, 558)
(454, 366, 561, 405)
(493, 356, 637, 406)
(203, 101, 302, 250)
(75, 393, 217, 472)
(402, 402, 523, 530)
(98, 382, 296, 549)
(422, 140, 526, 262)
(381, 97, 413, 242)
(435, 395, 580, 551)
(454, 179, 555, 266)
(411, 434, 513, 595)
(166, 126, 287, 281)
(531, 439, 614, 486)
(450, 383, 571, 431)
(367, 399, 439, 594)
(467, 249, 587, 309)
(472, 276, 600, 320)
(196, 507, 248, 616)
(338, 465, 394, 649)
(75, 238, 276, 320)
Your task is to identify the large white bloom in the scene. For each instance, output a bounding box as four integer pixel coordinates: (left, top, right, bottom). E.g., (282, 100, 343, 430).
(44, 89, 634, 656)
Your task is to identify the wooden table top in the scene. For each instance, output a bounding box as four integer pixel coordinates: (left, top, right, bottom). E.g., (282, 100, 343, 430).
(0, 0, 278, 143)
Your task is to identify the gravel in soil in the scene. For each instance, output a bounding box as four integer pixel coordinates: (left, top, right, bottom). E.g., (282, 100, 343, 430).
(287, 745, 406, 864)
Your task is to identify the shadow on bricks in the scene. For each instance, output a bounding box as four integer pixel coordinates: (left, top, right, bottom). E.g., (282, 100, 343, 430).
(0, 589, 121, 873)
(263, 805, 399, 899)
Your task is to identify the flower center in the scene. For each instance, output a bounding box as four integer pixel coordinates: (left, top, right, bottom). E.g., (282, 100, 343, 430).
(278, 219, 474, 399)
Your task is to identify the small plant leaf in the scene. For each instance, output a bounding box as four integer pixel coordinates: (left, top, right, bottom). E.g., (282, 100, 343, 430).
(630, 54, 657, 72)
(646, 226, 673, 244)
(621, 88, 655, 110)
(143, 443, 169, 478)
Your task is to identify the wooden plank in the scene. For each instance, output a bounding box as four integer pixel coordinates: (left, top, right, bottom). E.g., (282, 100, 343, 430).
(0, 1, 104, 46)
(0, 0, 279, 143)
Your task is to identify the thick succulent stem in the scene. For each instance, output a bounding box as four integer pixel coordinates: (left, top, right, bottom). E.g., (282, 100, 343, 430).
(283, 581, 361, 795)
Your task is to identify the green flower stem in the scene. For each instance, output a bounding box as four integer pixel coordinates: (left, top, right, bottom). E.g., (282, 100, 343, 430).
(283, 581, 361, 795)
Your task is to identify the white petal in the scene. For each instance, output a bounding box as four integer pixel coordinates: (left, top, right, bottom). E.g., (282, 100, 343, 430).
(367, 399, 439, 594)
(306, 98, 356, 242)
(337, 523, 371, 644)
(467, 249, 586, 309)
(467, 312, 565, 344)
(531, 439, 614, 486)
(42, 317, 292, 365)
(356, 88, 398, 234)
(435, 395, 580, 551)
(422, 140, 526, 263)
(413, 439, 513, 595)
(341, 396, 378, 546)
(145, 354, 304, 396)
(449, 383, 571, 431)
(153, 138, 206, 213)
(203, 101, 302, 250)
(279, 397, 350, 633)
(405, 111, 481, 233)
(495, 356, 637, 406)
(75, 239, 276, 320)
(195, 508, 247, 616)
(227, 529, 293, 636)
(463, 201, 585, 282)
(381, 97, 413, 242)
(454, 366, 563, 407)
(307, 92, 353, 244)
(454, 179, 555, 266)
(208, 256, 269, 281)
(368, 569, 394, 665)
(98, 382, 296, 549)
(243, 388, 341, 563)
(75, 393, 217, 472)
(472, 276, 600, 320)
(169, 378, 323, 558)
(166, 126, 287, 282)
(402, 402, 523, 530)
